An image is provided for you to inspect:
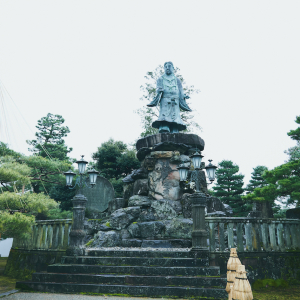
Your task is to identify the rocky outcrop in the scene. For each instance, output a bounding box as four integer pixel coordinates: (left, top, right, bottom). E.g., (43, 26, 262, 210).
(108, 198, 126, 213)
(123, 182, 134, 200)
(87, 230, 121, 247)
(181, 193, 193, 218)
(110, 207, 140, 230)
(162, 218, 193, 239)
(133, 179, 148, 196)
(207, 196, 233, 216)
(128, 195, 152, 207)
(139, 221, 165, 239)
(148, 153, 182, 201)
(181, 194, 233, 217)
(127, 221, 165, 239)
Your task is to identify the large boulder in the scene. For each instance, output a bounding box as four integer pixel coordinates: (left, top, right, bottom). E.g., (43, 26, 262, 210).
(132, 180, 149, 196)
(87, 230, 121, 247)
(122, 167, 148, 182)
(123, 182, 134, 200)
(162, 218, 193, 239)
(108, 198, 126, 213)
(151, 199, 182, 219)
(128, 195, 152, 207)
(135, 199, 182, 222)
(181, 193, 193, 218)
(181, 194, 233, 217)
(207, 196, 233, 216)
(138, 221, 165, 239)
(127, 223, 141, 238)
(110, 207, 140, 230)
(148, 154, 182, 201)
(138, 209, 156, 222)
(84, 219, 112, 235)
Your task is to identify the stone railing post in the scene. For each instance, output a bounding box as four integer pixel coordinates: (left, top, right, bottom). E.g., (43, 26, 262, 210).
(66, 194, 87, 256)
(189, 192, 208, 252)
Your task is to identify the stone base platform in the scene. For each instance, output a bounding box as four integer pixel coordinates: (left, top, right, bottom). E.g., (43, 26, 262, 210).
(136, 133, 205, 152)
(16, 248, 227, 299)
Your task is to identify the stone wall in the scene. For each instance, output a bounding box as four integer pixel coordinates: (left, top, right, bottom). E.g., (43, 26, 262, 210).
(4, 248, 66, 280)
(210, 251, 300, 284)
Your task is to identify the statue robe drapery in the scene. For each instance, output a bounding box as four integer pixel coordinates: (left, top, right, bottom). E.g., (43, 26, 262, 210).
(147, 75, 192, 132)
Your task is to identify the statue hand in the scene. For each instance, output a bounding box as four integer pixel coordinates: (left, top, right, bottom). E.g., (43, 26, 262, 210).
(184, 94, 190, 99)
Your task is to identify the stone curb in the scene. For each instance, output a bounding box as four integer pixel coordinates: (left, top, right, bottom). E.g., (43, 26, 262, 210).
(0, 289, 19, 298)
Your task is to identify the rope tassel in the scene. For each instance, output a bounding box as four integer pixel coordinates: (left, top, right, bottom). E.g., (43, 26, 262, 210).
(226, 248, 241, 294)
(232, 265, 253, 300)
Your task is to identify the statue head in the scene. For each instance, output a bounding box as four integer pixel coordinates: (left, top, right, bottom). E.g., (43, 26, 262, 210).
(164, 62, 174, 75)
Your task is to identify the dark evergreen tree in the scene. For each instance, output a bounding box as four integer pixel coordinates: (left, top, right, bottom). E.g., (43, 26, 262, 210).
(285, 115, 300, 161)
(48, 184, 76, 211)
(92, 139, 140, 196)
(213, 160, 247, 216)
(0, 142, 21, 158)
(26, 113, 74, 208)
(246, 166, 268, 193)
(27, 113, 72, 161)
(243, 115, 300, 210)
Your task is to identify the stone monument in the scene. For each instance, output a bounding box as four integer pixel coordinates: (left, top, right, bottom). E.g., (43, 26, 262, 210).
(84, 62, 232, 249)
(82, 176, 115, 215)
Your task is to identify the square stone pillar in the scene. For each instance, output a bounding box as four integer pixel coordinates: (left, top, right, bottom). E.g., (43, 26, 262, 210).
(189, 192, 209, 251)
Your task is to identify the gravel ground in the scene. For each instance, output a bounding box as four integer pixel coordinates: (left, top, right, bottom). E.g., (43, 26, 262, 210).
(1, 292, 184, 300)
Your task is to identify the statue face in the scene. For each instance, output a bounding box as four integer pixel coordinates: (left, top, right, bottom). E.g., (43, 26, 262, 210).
(164, 63, 174, 75)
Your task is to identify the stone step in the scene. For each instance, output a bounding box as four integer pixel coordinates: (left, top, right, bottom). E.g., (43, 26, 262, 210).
(47, 264, 220, 277)
(62, 256, 209, 267)
(84, 249, 203, 258)
(32, 272, 227, 288)
(16, 282, 227, 299)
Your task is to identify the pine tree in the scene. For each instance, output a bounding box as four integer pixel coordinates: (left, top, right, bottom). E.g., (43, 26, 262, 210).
(285, 115, 300, 161)
(213, 160, 246, 216)
(246, 166, 268, 193)
(243, 115, 300, 209)
(27, 113, 72, 161)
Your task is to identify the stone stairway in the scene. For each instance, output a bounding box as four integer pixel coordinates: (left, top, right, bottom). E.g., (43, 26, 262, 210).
(16, 249, 227, 299)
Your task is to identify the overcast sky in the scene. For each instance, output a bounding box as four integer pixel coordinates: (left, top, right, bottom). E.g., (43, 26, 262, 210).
(0, 0, 299, 187)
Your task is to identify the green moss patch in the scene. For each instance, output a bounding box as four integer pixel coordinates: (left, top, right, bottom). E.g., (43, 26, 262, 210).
(253, 285, 300, 300)
(0, 258, 18, 294)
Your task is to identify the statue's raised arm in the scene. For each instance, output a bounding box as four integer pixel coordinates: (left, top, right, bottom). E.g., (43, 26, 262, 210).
(147, 62, 192, 133)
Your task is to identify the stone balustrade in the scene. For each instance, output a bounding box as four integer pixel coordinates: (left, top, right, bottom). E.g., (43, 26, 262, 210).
(11, 217, 300, 253)
(206, 217, 300, 252)
(12, 219, 72, 250)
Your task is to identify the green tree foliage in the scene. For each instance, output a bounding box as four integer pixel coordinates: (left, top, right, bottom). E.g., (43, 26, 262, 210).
(246, 166, 268, 193)
(27, 113, 72, 161)
(26, 113, 75, 209)
(0, 211, 34, 240)
(264, 160, 300, 206)
(213, 160, 247, 216)
(92, 139, 140, 197)
(0, 191, 71, 239)
(0, 156, 31, 192)
(0, 142, 21, 158)
(93, 139, 140, 179)
(285, 116, 300, 161)
(243, 116, 300, 209)
(135, 65, 201, 137)
(23, 155, 71, 194)
(287, 115, 300, 141)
